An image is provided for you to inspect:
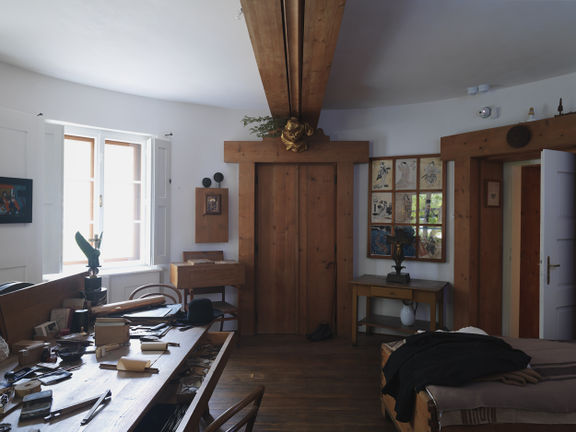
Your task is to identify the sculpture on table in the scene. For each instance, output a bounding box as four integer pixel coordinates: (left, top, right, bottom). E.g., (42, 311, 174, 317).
(281, 117, 314, 153)
(75, 231, 103, 292)
(386, 229, 412, 284)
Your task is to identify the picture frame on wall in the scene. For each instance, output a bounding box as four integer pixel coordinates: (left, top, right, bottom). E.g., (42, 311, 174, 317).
(486, 180, 501, 207)
(204, 193, 222, 215)
(0, 177, 33, 224)
(368, 154, 446, 262)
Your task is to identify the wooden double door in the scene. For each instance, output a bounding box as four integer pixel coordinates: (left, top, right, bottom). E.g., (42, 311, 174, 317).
(256, 163, 336, 334)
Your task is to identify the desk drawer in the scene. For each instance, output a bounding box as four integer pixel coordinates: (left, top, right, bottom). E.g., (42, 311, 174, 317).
(371, 286, 412, 300)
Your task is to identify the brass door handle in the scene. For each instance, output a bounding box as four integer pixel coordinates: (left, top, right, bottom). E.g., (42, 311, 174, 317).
(547, 256, 560, 285)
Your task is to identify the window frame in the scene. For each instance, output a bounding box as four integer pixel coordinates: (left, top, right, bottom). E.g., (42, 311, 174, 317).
(62, 125, 151, 271)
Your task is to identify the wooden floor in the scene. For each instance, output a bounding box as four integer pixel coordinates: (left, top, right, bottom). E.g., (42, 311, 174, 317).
(208, 334, 397, 432)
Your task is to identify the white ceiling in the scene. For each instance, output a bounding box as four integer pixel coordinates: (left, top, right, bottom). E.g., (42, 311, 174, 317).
(1, 0, 576, 111)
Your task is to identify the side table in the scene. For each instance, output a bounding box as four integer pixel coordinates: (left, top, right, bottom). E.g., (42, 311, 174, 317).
(350, 274, 448, 345)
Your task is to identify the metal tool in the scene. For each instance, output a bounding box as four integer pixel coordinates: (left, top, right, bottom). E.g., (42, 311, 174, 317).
(80, 389, 112, 425)
(43, 391, 109, 423)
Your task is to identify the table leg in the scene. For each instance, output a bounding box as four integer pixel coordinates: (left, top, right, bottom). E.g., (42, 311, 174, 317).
(366, 296, 373, 335)
(438, 291, 444, 330)
(429, 298, 437, 331)
(352, 287, 358, 345)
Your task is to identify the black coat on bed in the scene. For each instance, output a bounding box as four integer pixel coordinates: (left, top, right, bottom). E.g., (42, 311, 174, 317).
(382, 331, 531, 422)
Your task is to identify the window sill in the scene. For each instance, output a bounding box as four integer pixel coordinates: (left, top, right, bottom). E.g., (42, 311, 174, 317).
(44, 265, 163, 281)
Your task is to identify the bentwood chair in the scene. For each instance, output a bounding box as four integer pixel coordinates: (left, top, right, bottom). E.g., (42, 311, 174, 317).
(129, 283, 182, 305)
(201, 386, 265, 432)
(182, 251, 239, 331)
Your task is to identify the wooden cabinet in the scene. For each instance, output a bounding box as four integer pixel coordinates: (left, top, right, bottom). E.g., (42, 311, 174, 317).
(195, 188, 228, 243)
(350, 275, 448, 344)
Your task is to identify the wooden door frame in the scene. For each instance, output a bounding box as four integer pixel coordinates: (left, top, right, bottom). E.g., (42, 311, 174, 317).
(441, 114, 576, 333)
(224, 134, 369, 336)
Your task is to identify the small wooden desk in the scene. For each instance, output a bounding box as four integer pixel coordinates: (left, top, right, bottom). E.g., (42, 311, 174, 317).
(350, 275, 448, 345)
(170, 262, 245, 308)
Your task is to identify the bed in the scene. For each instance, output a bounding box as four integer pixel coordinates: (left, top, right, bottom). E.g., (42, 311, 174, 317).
(380, 333, 576, 432)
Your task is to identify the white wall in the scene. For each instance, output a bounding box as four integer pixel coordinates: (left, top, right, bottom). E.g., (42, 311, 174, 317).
(0, 61, 257, 271)
(319, 71, 576, 330)
(3, 59, 576, 329)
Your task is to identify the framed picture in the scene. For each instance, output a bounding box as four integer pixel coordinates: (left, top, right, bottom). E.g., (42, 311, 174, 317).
(371, 192, 392, 223)
(0, 177, 33, 223)
(204, 193, 222, 215)
(486, 180, 501, 207)
(368, 154, 446, 262)
(371, 159, 393, 190)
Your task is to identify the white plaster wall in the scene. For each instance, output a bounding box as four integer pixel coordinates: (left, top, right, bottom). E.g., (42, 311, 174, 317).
(3, 59, 576, 330)
(319, 71, 576, 330)
(0, 61, 258, 271)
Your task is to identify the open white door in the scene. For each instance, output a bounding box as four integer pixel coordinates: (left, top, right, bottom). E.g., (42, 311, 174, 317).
(540, 149, 576, 340)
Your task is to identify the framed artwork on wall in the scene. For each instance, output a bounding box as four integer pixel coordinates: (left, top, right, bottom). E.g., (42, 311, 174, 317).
(204, 193, 222, 215)
(368, 155, 446, 262)
(0, 177, 33, 224)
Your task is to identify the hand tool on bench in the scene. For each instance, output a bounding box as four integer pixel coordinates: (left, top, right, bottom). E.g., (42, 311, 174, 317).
(44, 389, 112, 423)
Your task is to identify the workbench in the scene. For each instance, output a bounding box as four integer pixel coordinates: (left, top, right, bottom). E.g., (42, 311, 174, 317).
(0, 327, 234, 431)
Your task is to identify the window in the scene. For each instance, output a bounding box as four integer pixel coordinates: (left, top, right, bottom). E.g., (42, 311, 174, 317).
(62, 128, 149, 268)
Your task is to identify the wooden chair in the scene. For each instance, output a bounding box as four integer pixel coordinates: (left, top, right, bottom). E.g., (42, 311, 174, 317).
(129, 283, 182, 305)
(182, 251, 239, 331)
(202, 386, 265, 432)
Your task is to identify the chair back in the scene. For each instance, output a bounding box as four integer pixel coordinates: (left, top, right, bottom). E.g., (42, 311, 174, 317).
(129, 283, 182, 304)
(204, 386, 265, 432)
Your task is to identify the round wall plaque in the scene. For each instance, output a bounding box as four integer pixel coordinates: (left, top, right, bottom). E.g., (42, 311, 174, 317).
(506, 125, 532, 148)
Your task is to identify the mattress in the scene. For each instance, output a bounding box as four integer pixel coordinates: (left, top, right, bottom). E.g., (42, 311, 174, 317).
(381, 336, 576, 429)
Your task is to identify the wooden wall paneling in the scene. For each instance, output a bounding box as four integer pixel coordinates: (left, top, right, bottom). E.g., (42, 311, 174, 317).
(519, 165, 541, 338)
(300, 0, 347, 128)
(224, 138, 369, 164)
(336, 162, 354, 338)
(298, 164, 337, 334)
(238, 163, 256, 335)
(195, 188, 228, 243)
(453, 158, 480, 329)
(477, 161, 504, 335)
(441, 115, 576, 160)
(509, 166, 522, 337)
(256, 165, 300, 334)
(227, 139, 368, 337)
(240, 0, 291, 118)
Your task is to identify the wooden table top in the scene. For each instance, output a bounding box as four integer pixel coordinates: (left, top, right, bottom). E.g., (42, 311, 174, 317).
(350, 274, 449, 293)
(0, 326, 208, 431)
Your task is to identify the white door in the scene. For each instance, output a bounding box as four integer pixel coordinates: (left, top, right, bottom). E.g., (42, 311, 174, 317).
(540, 149, 576, 340)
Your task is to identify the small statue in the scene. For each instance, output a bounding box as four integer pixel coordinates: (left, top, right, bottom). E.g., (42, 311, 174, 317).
(386, 229, 413, 284)
(75, 231, 103, 291)
(558, 98, 564, 116)
(281, 117, 314, 153)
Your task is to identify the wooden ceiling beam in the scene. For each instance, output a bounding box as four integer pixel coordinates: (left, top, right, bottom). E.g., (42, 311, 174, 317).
(301, 0, 346, 128)
(241, 0, 346, 129)
(241, 0, 291, 118)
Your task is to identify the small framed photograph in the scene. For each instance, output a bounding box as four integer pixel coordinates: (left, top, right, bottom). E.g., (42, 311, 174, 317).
(486, 180, 501, 207)
(204, 194, 222, 215)
(0, 177, 33, 223)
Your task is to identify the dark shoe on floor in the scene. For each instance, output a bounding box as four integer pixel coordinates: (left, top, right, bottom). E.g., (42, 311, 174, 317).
(306, 323, 333, 342)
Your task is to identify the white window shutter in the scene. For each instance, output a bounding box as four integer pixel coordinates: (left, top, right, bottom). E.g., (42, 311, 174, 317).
(42, 122, 64, 275)
(150, 137, 171, 265)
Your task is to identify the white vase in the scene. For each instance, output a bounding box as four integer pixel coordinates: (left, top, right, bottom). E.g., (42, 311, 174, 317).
(400, 302, 415, 326)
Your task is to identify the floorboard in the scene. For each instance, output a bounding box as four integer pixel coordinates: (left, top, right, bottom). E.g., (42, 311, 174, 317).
(208, 334, 397, 431)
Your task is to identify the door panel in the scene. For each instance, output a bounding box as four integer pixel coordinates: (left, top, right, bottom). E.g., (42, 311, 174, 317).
(256, 164, 300, 334)
(299, 165, 336, 334)
(540, 149, 576, 340)
(519, 165, 540, 338)
(256, 163, 336, 334)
